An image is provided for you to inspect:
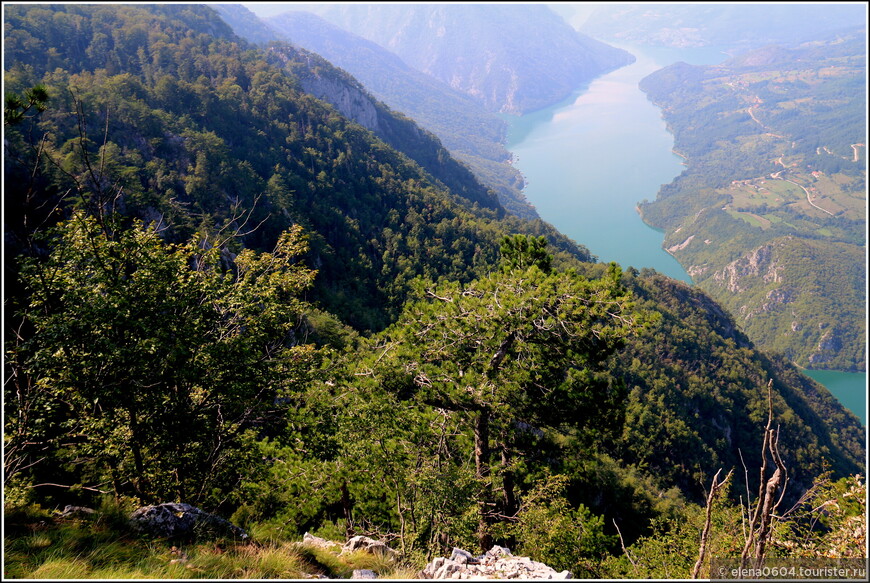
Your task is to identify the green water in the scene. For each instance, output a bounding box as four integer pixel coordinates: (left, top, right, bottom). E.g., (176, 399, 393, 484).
(505, 44, 867, 422)
(505, 45, 726, 283)
(803, 369, 867, 427)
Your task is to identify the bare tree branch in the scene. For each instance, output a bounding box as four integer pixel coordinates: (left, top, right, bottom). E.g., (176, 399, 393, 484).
(693, 468, 733, 578)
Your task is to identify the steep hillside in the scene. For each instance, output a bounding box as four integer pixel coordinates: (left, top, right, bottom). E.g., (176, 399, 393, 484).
(637, 31, 866, 371)
(285, 3, 635, 114)
(2, 3, 589, 333)
(610, 268, 865, 503)
(212, 4, 538, 219)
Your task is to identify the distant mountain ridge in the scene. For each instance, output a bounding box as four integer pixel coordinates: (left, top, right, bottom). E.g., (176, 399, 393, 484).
(577, 2, 867, 51)
(282, 3, 635, 115)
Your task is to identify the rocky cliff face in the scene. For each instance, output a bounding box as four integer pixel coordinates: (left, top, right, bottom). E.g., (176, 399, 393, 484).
(263, 44, 383, 136)
(711, 243, 781, 294)
(694, 238, 865, 370)
(296, 66, 382, 133)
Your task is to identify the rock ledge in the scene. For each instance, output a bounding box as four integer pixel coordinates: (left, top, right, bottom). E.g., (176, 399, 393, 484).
(419, 545, 572, 579)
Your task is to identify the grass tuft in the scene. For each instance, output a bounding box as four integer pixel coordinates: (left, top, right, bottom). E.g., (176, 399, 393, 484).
(3, 505, 423, 579)
(28, 556, 93, 579)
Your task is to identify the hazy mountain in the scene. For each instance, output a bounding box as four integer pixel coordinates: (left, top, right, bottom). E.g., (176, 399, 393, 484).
(211, 4, 538, 219)
(214, 4, 537, 219)
(577, 2, 867, 50)
(210, 4, 531, 214)
(278, 3, 635, 114)
(208, 2, 279, 45)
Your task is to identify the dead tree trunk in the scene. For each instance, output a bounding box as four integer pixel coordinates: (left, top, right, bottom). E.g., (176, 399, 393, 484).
(474, 408, 493, 552)
(693, 468, 733, 578)
(740, 380, 788, 570)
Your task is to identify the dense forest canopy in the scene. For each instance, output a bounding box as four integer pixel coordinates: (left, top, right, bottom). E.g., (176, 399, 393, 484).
(2, 2, 591, 331)
(3, 3, 865, 579)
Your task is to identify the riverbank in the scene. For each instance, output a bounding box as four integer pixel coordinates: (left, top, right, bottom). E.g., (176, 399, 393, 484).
(507, 42, 866, 423)
(505, 46, 693, 283)
(803, 369, 867, 426)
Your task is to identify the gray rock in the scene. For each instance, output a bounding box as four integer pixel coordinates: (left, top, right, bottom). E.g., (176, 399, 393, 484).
(302, 532, 342, 551)
(421, 556, 446, 578)
(450, 547, 475, 565)
(434, 559, 461, 579)
(58, 505, 96, 518)
(421, 544, 569, 579)
(485, 545, 512, 558)
(342, 535, 398, 559)
(129, 502, 247, 541)
(352, 568, 379, 579)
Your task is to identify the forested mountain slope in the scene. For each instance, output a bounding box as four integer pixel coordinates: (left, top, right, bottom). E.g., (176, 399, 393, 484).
(212, 3, 537, 219)
(637, 30, 866, 371)
(2, 2, 586, 333)
(3, 4, 864, 575)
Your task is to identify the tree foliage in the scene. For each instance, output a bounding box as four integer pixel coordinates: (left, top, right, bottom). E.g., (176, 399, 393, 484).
(363, 260, 636, 549)
(499, 233, 553, 273)
(6, 212, 320, 508)
(4, 84, 49, 126)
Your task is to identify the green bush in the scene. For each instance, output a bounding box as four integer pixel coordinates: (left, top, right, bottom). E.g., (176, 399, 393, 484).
(496, 474, 615, 576)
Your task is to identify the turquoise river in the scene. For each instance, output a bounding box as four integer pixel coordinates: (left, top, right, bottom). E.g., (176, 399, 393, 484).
(505, 44, 866, 426)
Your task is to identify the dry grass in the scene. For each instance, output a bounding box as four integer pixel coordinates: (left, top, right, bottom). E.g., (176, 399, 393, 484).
(3, 504, 419, 580)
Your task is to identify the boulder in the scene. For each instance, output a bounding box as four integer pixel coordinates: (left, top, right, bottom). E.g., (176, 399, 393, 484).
(434, 559, 461, 579)
(485, 545, 511, 559)
(301, 532, 342, 552)
(449, 547, 475, 565)
(419, 545, 571, 579)
(129, 502, 247, 541)
(57, 505, 96, 518)
(342, 535, 399, 559)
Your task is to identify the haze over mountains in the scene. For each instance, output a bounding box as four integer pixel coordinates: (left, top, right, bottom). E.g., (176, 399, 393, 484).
(270, 3, 635, 115)
(568, 2, 865, 51)
(223, 3, 633, 218)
